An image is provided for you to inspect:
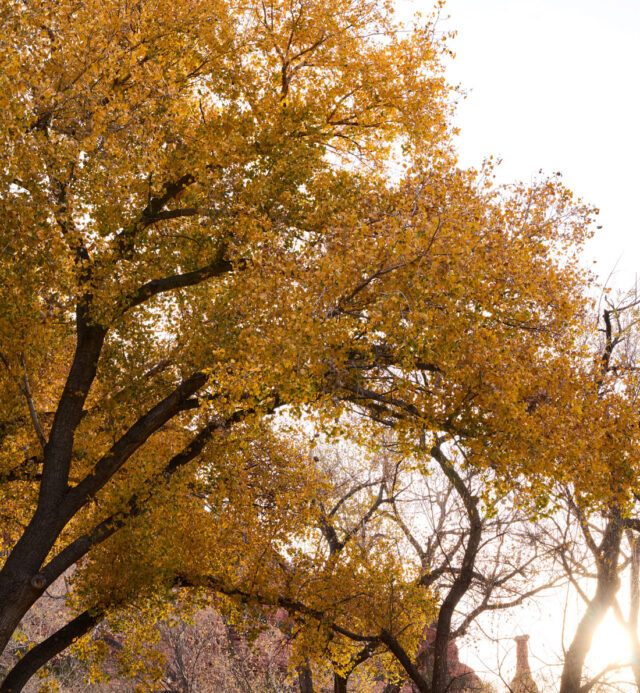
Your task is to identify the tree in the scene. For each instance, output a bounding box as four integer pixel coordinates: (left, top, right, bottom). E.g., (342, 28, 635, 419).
(227, 435, 561, 693)
(63, 423, 587, 693)
(0, 0, 452, 669)
(0, 0, 616, 689)
(540, 292, 640, 693)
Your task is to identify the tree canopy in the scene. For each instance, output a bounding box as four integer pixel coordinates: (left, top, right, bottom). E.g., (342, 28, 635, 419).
(1, 0, 638, 691)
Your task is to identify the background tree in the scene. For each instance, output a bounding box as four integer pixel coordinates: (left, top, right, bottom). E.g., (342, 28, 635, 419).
(523, 291, 640, 693)
(59, 425, 571, 693)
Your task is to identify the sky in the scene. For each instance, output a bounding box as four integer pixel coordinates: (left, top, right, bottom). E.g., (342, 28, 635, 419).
(416, 0, 640, 291)
(395, 0, 640, 685)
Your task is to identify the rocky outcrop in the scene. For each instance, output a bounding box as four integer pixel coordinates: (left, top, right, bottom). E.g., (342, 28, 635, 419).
(510, 635, 539, 693)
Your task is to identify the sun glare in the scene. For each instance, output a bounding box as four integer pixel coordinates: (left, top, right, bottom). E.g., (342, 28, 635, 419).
(589, 612, 632, 670)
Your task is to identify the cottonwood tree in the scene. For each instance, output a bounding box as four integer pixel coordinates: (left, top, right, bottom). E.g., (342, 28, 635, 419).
(534, 498, 629, 693)
(521, 291, 640, 693)
(0, 0, 454, 681)
(0, 0, 623, 690)
(271, 438, 563, 693)
(66, 431, 572, 693)
(380, 443, 560, 693)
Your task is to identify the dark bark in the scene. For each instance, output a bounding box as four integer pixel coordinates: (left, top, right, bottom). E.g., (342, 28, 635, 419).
(40, 321, 106, 506)
(380, 630, 429, 693)
(334, 673, 348, 693)
(124, 256, 246, 312)
(0, 371, 206, 658)
(0, 323, 102, 650)
(429, 445, 482, 693)
(0, 166, 250, 682)
(116, 173, 196, 256)
(0, 522, 64, 661)
(298, 662, 315, 693)
(41, 417, 221, 586)
(62, 370, 207, 516)
(0, 609, 102, 693)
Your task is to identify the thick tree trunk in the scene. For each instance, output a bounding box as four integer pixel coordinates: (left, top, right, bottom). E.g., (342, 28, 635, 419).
(298, 663, 315, 693)
(0, 321, 106, 658)
(0, 365, 205, 663)
(0, 509, 68, 655)
(560, 594, 613, 693)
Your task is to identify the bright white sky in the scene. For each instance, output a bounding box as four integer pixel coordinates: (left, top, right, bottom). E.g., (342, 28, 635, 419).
(394, 0, 640, 686)
(423, 0, 640, 290)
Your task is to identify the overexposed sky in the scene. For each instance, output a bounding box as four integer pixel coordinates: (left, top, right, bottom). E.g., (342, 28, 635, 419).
(427, 0, 640, 289)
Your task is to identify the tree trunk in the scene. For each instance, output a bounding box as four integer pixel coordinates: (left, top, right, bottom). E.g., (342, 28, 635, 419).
(559, 515, 622, 693)
(334, 673, 348, 693)
(0, 509, 68, 656)
(430, 445, 482, 693)
(0, 322, 106, 658)
(298, 663, 315, 693)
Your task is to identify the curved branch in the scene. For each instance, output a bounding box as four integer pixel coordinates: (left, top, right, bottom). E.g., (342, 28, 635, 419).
(18, 355, 47, 450)
(380, 630, 429, 693)
(123, 257, 246, 313)
(429, 443, 482, 693)
(62, 371, 207, 516)
(0, 609, 103, 693)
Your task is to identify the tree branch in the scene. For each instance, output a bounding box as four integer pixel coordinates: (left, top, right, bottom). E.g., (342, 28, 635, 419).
(18, 355, 47, 450)
(0, 609, 103, 693)
(116, 174, 196, 256)
(123, 257, 246, 313)
(42, 397, 281, 587)
(429, 442, 482, 693)
(62, 371, 207, 517)
(380, 630, 429, 693)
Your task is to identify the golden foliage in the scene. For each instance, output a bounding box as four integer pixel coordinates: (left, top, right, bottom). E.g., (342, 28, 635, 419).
(0, 0, 636, 689)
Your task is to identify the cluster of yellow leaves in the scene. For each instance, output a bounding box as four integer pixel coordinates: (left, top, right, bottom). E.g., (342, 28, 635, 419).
(67, 425, 433, 686)
(0, 0, 453, 550)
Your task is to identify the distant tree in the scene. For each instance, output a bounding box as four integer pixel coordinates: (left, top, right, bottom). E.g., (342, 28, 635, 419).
(529, 293, 640, 693)
(249, 437, 561, 693)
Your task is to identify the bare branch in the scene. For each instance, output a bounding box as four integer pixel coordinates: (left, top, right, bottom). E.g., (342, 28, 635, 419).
(18, 354, 47, 450)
